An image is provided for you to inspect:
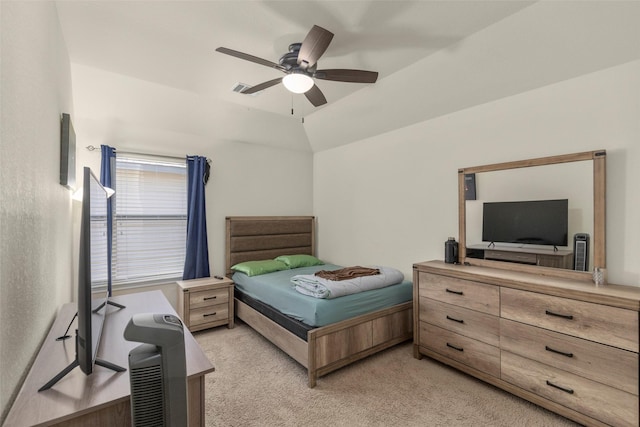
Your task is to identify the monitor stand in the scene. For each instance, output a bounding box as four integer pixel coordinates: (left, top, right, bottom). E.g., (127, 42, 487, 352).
(38, 338, 126, 391)
(56, 301, 126, 341)
(93, 299, 126, 313)
(39, 301, 127, 392)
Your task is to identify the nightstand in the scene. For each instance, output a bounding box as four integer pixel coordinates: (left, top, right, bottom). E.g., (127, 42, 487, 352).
(176, 276, 234, 331)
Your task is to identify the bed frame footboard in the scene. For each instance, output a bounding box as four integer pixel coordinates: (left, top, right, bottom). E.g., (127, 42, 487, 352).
(235, 298, 413, 387)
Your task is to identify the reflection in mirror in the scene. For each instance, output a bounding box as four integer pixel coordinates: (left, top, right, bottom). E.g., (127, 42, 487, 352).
(465, 161, 594, 271)
(458, 150, 605, 282)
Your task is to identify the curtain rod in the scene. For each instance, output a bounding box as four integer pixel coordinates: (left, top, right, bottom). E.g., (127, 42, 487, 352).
(85, 145, 186, 162)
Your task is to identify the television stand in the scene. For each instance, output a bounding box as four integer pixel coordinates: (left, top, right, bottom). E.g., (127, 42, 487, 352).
(467, 244, 573, 269)
(40, 299, 128, 391)
(39, 333, 126, 392)
(57, 301, 126, 341)
(93, 299, 126, 313)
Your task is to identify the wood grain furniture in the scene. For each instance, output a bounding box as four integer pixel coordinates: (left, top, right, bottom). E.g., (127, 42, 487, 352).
(226, 216, 413, 388)
(414, 260, 640, 427)
(177, 276, 235, 331)
(4, 290, 215, 427)
(459, 150, 606, 280)
(466, 244, 573, 269)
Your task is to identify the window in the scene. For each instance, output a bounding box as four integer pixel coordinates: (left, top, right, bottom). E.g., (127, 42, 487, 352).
(112, 155, 187, 286)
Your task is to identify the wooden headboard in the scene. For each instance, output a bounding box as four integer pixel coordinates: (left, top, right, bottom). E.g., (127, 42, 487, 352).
(225, 216, 316, 277)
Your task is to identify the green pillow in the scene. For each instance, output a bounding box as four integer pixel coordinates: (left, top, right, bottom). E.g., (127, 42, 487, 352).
(275, 254, 324, 269)
(231, 259, 289, 277)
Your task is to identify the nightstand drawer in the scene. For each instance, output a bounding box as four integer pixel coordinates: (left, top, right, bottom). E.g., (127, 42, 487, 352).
(501, 287, 639, 352)
(418, 272, 499, 315)
(502, 351, 638, 427)
(190, 287, 229, 309)
(501, 318, 638, 395)
(420, 298, 499, 347)
(420, 322, 500, 377)
(190, 303, 229, 328)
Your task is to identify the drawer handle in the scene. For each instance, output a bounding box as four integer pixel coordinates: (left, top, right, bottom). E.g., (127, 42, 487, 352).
(204, 296, 217, 301)
(545, 345, 574, 358)
(446, 342, 464, 352)
(544, 310, 573, 320)
(445, 288, 464, 296)
(546, 380, 574, 395)
(203, 312, 217, 317)
(446, 315, 464, 324)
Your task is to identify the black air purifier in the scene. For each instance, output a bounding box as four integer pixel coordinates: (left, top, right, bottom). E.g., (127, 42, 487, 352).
(124, 313, 187, 427)
(573, 233, 590, 272)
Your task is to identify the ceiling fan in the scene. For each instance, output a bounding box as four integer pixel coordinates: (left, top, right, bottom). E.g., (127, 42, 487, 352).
(216, 25, 378, 107)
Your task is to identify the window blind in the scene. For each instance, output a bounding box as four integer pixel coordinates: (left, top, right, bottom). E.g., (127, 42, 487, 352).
(90, 210, 109, 287)
(112, 155, 187, 286)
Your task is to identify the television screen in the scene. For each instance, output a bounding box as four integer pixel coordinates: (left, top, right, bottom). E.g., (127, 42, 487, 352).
(77, 167, 110, 374)
(482, 199, 568, 247)
(39, 168, 124, 391)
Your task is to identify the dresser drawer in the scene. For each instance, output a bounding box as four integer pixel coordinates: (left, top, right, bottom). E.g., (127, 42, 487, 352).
(501, 318, 638, 395)
(501, 287, 639, 352)
(502, 351, 638, 427)
(190, 287, 229, 309)
(420, 298, 499, 347)
(190, 303, 229, 328)
(419, 322, 500, 377)
(418, 272, 499, 315)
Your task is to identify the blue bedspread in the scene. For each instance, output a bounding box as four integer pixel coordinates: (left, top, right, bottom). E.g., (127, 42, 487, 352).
(232, 264, 413, 327)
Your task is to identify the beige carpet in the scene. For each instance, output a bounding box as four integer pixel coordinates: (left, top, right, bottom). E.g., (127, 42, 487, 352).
(195, 322, 579, 427)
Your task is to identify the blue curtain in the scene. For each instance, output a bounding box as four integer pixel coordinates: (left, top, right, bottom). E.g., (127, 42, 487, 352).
(183, 155, 211, 280)
(100, 145, 116, 295)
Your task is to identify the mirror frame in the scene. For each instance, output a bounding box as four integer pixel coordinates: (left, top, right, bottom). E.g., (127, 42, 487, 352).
(458, 150, 606, 281)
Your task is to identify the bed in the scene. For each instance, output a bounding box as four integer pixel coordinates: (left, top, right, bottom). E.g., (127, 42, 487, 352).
(226, 216, 413, 387)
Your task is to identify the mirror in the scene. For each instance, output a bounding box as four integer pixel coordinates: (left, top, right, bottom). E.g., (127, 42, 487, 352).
(458, 150, 605, 281)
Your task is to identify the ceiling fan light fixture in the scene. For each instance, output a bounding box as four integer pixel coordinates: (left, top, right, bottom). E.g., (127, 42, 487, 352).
(282, 72, 314, 94)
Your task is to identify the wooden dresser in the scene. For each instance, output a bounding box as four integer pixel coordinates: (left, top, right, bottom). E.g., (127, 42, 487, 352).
(413, 260, 640, 427)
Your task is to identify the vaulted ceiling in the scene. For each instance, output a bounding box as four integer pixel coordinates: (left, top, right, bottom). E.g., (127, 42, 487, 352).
(56, 1, 640, 153)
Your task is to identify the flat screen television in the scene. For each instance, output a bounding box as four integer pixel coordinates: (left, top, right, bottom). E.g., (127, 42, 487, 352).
(482, 199, 568, 247)
(39, 168, 125, 391)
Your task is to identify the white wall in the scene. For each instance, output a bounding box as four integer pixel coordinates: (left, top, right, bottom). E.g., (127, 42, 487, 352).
(0, 1, 74, 420)
(314, 60, 640, 287)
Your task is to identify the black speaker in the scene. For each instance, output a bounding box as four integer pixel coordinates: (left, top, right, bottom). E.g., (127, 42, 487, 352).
(573, 233, 589, 271)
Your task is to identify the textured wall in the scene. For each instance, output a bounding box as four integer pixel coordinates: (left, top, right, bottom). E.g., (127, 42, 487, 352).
(0, 1, 74, 420)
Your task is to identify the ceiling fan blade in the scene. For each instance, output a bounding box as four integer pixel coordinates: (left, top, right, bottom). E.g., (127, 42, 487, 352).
(297, 25, 334, 70)
(314, 69, 378, 83)
(216, 47, 287, 72)
(240, 78, 283, 94)
(304, 84, 327, 107)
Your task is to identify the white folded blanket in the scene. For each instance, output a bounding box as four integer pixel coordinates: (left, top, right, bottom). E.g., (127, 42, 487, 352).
(291, 266, 404, 299)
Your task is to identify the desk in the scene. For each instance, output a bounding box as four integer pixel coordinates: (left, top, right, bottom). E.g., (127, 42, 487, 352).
(4, 291, 215, 426)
